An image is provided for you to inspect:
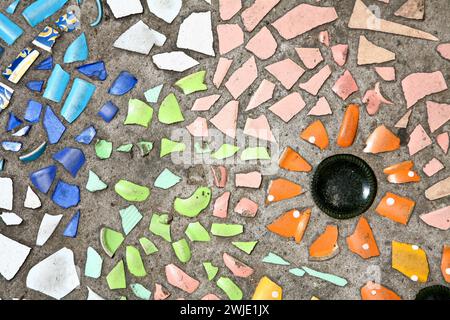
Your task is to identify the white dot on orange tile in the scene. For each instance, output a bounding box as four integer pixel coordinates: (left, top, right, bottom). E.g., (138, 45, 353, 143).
(408, 171, 415, 177)
(267, 195, 275, 202)
(386, 197, 395, 206)
(272, 291, 279, 298)
(412, 245, 419, 250)
(410, 275, 418, 282)
(293, 210, 300, 218)
(446, 268, 450, 275)
(371, 290, 377, 295)
(308, 136, 316, 144)
(362, 243, 369, 250)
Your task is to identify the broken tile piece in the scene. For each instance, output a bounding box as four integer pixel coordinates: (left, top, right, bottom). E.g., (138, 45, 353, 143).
(357, 36, 395, 65)
(114, 20, 166, 55)
(64, 33, 88, 63)
(252, 276, 282, 300)
(149, 213, 171, 242)
(245, 27, 277, 60)
(203, 262, 218, 281)
(185, 221, 210, 242)
(423, 158, 444, 177)
(154, 168, 181, 190)
(425, 176, 450, 201)
(153, 51, 198, 72)
(51, 180, 80, 209)
(383, 160, 420, 184)
(376, 192, 415, 225)
(212, 144, 239, 160)
(331, 44, 349, 67)
(408, 124, 432, 156)
(131, 283, 151, 300)
(375, 67, 396, 82)
(269, 92, 306, 123)
(241, 0, 280, 32)
(346, 217, 380, 259)
(234, 198, 258, 217)
(175, 71, 207, 95)
(53, 147, 85, 178)
(246, 80, 275, 111)
(318, 31, 330, 47)
(395, 110, 413, 129)
(140, 237, 158, 255)
(262, 252, 290, 265)
(210, 100, 238, 138)
(177, 11, 214, 56)
(218, 24, 244, 55)
(120, 205, 143, 235)
(126, 246, 146, 277)
(300, 120, 329, 150)
(363, 82, 393, 115)
(217, 277, 242, 300)
(302, 266, 348, 287)
(192, 94, 220, 112)
(32, 26, 59, 53)
(108, 71, 137, 96)
(211, 223, 243, 237)
(243, 115, 276, 142)
(437, 43, 450, 61)
(225, 56, 257, 99)
(308, 97, 332, 116)
(100, 227, 124, 258)
(125, 99, 154, 127)
(84, 247, 102, 279)
(232, 241, 258, 255)
(186, 117, 208, 137)
(147, 0, 182, 23)
(266, 178, 303, 204)
(266, 58, 305, 90)
(174, 187, 211, 218)
(95, 140, 113, 160)
(299, 64, 332, 96)
(441, 245, 450, 282)
(0, 234, 30, 280)
(420, 206, 450, 230)
(364, 125, 400, 154)
(172, 239, 191, 263)
(76, 61, 107, 81)
(337, 104, 360, 148)
(392, 241, 429, 282)
(332, 70, 359, 100)
(361, 281, 401, 300)
(63, 211, 80, 238)
(241, 147, 270, 161)
(267, 208, 311, 243)
(395, 0, 425, 20)
(213, 192, 230, 219)
(144, 84, 163, 104)
(213, 57, 232, 88)
(160, 138, 186, 157)
(106, 260, 126, 289)
(219, 0, 241, 20)
(296, 47, 323, 69)
(223, 253, 253, 278)
(107, 0, 143, 18)
(401, 71, 447, 108)
(0, 177, 13, 211)
(426, 101, 450, 133)
(437, 132, 449, 154)
(76, 126, 96, 145)
(3, 47, 39, 84)
(278, 147, 312, 172)
(114, 180, 150, 202)
(309, 225, 339, 261)
(0, 212, 22, 226)
(165, 264, 199, 293)
(24, 185, 42, 209)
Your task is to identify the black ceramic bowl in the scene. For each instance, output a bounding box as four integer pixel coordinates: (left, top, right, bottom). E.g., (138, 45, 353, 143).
(415, 285, 450, 300)
(311, 154, 377, 220)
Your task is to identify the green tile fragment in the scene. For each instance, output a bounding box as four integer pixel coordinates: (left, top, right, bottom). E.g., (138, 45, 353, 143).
(289, 268, 306, 277)
(117, 143, 133, 153)
(106, 260, 126, 290)
(232, 241, 258, 255)
(126, 245, 147, 277)
(175, 71, 207, 95)
(212, 144, 239, 160)
(114, 180, 150, 202)
(100, 227, 124, 257)
(203, 262, 218, 281)
(130, 283, 152, 300)
(119, 205, 143, 235)
(160, 138, 186, 158)
(137, 141, 153, 157)
(262, 252, 290, 266)
(174, 186, 211, 217)
(144, 84, 163, 103)
(86, 170, 107, 192)
(149, 213, 171, 242)
(185, 221, 210, 242)
(217, 277, 243, 300)
(154, 168, 181, 190)
(84, 246, 103, 279)
(240, 147, 271, 161)
(95, 139, 113, 159)
(302, 266, 348, 287)
(211, 223, 243, 237)
(158, 93, 184, 124)
(172, 238, 191, 263)
(119, 296, 127, 300)
(139, 237, 158, 255)
(124, 99, 153, 128)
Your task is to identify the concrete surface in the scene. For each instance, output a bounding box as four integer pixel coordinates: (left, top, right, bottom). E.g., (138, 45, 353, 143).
(0, 0, 449, 300)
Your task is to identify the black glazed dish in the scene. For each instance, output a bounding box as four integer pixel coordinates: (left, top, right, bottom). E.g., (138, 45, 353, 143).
(311, 154, 377, 220)
(415, 285, 450, 300)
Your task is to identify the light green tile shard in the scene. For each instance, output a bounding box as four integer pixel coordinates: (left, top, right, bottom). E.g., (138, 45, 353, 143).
(211, 223, 243, 237)
(194, 141, 212, 154)
(160, 138, 186, 158)
(232, 241, 258, 255)
(212, 144, 240, 160)
(106, 260, 126, 290)
(100, 227, 124, 257)
(114, 180, 150, 202)
(158, 93, 184, 124)
(117, 143, 133, 153)
(137, 141, 153, 157)
(95, 140, 113, 159)
(84, 246, 103, 278)
(149, 213, 171, 242)
(144, 84, 163, 103)
(289, 268, 306, 277)
(175, 71, 207, 95)
(86, 170, 107, 192)
(139, 237, 158, 255)
(185, 221, 210, 242)
(172, 238, 191, 263)
(241, 147, 271, 161)
(302, 266, 348, 287)
(119, 205, 143, 235)
(124, 99, 153, 128)
(126, 245, 147, 277)
(119, 296, 127, 300)
(130, 283, 152, 300)
(174, 186, 211, 217)
(203, 262, 218, 281)
(154, 168, 181, 190)
(217, 277, 243, 300)
(262, 252, 290, 266)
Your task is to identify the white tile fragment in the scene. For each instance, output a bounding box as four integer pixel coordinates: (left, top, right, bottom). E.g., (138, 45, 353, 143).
(147, 0, 182, 23)
(107, 0, 143, 19)
(1, 212, 23, 225)
(152, 51, 199, 72)
(36, 213, 63, 246)
(24, 186, 41, 209)
(0, 233, 31, 280)
(114, 20, 166, 55)
(177, 11, 215, 56)
(0, 177, 13, 211)
(87, 287, 105, 300)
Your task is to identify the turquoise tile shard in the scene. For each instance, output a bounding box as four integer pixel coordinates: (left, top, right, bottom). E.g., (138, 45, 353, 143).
(43, 64, 70, 103)
(61, 78, 96, 123)
(3, 47, 39, 84)
(108, 71, 137, 96)
(43, 106, 66, 144)
(51, 180, 80, 209)
(6, 0, 21, 15)
(289, 268, 306, 277)
(262, 252, 290, 266)
(63, 211, 80, 238)
(84, 246, 102, 279)
(137, 141, 153, 157)
(86, 170, 107, 192)
(19, 141, 47, 163)
(130, 283, 151, 300)
(154, 168, 181, 189)
(76, 125, 96, 145)
(114, 180, 150, 202)
(124, 99, 153, 127)
(0, 12, 23, 45)
(22, 0, 69, 27)
(64, 32, 89, 63)
(174, 186, 211, 217)
(144, 84, 163, 103)
(52, 147, 86, 177)
(32, 26, 60, 53)
(119, 205, 143, 235)
(302, 266, 348, 287)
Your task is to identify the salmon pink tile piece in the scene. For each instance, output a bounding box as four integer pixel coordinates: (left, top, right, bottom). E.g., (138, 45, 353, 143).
(331, 44, 348, 66)
(375, 67, 396, 81)
(363, 82, 393, 116)
(225, 56, 258, 99)
(213, 192, 230, 219)
(241, 0, 281, 32)
(408, 124, 432, 156)
(219, 0, 242, 21)
(332, 70, 359, 100)
(318, 31, 330, 47)
(243, 115, 276, 143)
(186, 117, 208, 137)
(165, 264, 199, 293)
(269, 92, 306, 123)
(234, 198, 259, 217)
(210, 100, 239, 138)
(213, 57, 233, 88)
(295, 47, 323, 69)
(223, 253, 254, 278)
(191, 94, 220, 111)
(217, 24, 244, 55)
(245, 26, 277, 60)
(437, 132, 449, 154)
(246, 79, 275, 111)
(265, 58, 305, 90)
(235, 171, 262, 189)
(420, 206, 450, 230)
(423, 158, 444, 177)
(308, 97, 332, 116)
(401, 71, 447, 108)
(426, 101, 450, 133)
(395, 109, 412, 129)
(299, 65, 332, 96)
(437, 43, 450, 61)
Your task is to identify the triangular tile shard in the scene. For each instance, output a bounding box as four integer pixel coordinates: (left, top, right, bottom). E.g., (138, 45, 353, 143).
(395, 0, 425, 20)
(357, 36, 395, 65)
(114, 20, 166, 55)
(210, 100, 239, 138)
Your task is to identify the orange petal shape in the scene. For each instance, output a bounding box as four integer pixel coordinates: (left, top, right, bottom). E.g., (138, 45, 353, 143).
(266, 178, 303, 205)
(267, 208, 311, 243)
(278, 146, 312, 172)
(252, 276, 282, 300)
(375, 192, 415, 225)
(309, 225, 339, 261)
(300, 120, 329, 150)
(360, 281, 402, 300)
(383, 160, 420, 184)
(363, 125, 400, 154)
(346, 217, 380, 259)
(441, 245, 450, 283)
(337, 104, 359, 148)
(392, 241, 429, 283)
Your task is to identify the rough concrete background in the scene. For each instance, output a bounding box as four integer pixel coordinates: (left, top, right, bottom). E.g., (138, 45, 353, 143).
(0, 0, 448, 300)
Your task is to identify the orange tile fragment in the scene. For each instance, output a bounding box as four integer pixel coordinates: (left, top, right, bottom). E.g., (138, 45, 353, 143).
(360, 281, 402, 300)
(392, 241, 429, 283)
(267, 208, 311, 243)
(278, 146, 312, 172)
(337, 104, 359, 148)
(300, 120, 329, 150)
(383, 160, 420, 184)
(266, 178, 303, 205)
(252, 276, 282, 300)
(375, 192, 415, 225)
(309, 225, 339, 261)
(363, 125, 400, 154)
(346, 217, 380, 259)
(441, 245, 450, 283)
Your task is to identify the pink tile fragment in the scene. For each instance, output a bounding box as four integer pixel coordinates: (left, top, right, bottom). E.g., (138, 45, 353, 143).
(332, 70, 359, 100)
(265, 58, 305, 90)
(426, 101, 450, 133)
(213, 191, 230, 218)
(225, 56, 258, 99)
(186, 117, 209, 137)
(308, 96, 332, 116)
(272, 4, 338, 40)
(299, 64, 332, 96)
(331, 44, 349, 66)
(423, 158, 444, 177)
(211, 166, 228, 188)
(269, 92, 306, 122)
(241, 0, 281, 32)
(401, 71, 448, 108)
(234, 198, 259, 217)
(318, 30, 330, 47)
(191, 94, 221, 111)
(243, 115, 276, 143)
(245, 26, 278, 60)
(165, 264, 200, 293)
(437, 132, 449, 154)
(408, 124, 432, 156)
(419, 206, 450, 230)
(217, 24, 244, 55)
(201, 294, 221, 300)
(213, 57, 233, 88)
(362, 82, 393, 115)
(295, 47, 323, 69)
(235, 171, 262, 189)
(246, 79, 275, 111)
(437, 43, 450, 61)
(223, 253, 254, 278)
(219, 0, 242, 21)
(394, 109, 412, 128)
(210, 100, 239, 138)
(375, 66, 396, 81)
(154, 283, 170, 300)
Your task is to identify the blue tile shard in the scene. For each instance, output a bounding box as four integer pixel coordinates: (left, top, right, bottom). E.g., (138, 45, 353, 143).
(98, 101, 118, 123)
(24, 100, 42, 123)
(34, 56, 53, 70)
(55, 11, 80, 32)
(63, 211, 80, 237)
(64, 32, 89, 64)
(75, 125, 96, 144)
(108, 71, 137, 96)
(26, 80, 44, 92)
(32, 26, 60, 53)
(52, 180, 80, 209)
(76, 61, 107, 81)
(19, 141, 47, 163)
(61, 78, 96, 123)
(53, 147, 86, 177)
(30, 165, 57, 193)
(43, 105, 66, 144)
(6, 112, 22, 131)
(22, 0, 69, 28)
